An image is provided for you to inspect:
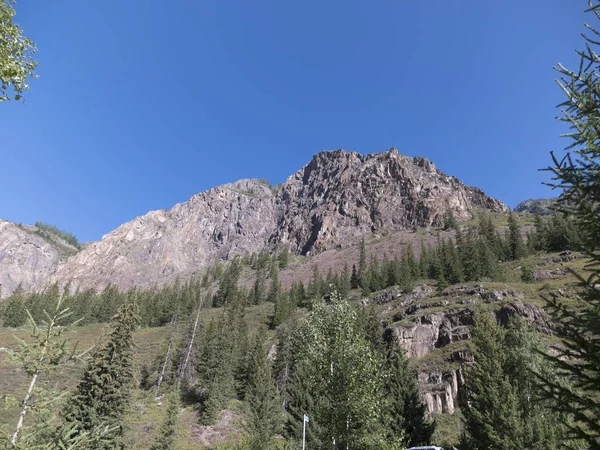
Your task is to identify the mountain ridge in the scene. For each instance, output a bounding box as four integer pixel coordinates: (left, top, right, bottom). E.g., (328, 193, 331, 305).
(1, 148, 508, 296)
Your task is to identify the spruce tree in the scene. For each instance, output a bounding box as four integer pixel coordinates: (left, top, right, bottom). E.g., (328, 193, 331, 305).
(507, 213, 527, 260)
(462, 313, 565, 449)
(537, 3, 600, 445)
(384, 342, 434, 446)
(461, 313, 525, 449)
(2, 286, 27, 328)
(358, 236, 368, 291)
(267, 263, 281, 304)
(350, 264, 360, 290)
(339, 263, 351, 299)
(60, 302, 139, 449)
(150, 391, 180, 450)
(246, 328, 282, 449)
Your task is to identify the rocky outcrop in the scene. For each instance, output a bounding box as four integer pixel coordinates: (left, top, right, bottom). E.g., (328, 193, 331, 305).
(421, 369, 465, 415)
(3, 149, 508, 295)
(371, 284, 549, 415)
(0, 220, 77, 298)
(274, 149, 507, 255)
(514, 197, 558, 215)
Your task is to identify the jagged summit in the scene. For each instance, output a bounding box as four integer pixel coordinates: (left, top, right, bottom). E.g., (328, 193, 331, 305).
(2, 148, 508, 295)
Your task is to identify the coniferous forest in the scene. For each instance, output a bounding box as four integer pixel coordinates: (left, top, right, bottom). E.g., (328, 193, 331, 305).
(2, 1, 600, 449)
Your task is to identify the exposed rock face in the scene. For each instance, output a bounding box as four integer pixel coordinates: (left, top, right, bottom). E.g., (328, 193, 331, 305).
(514, 197, 557, 215)
(0, 220, 76, 298)
(51, 180, 278, 292)
(274, 149, 507, 255)
(374, 284, 549, 415)
(3, 149, 507, 295)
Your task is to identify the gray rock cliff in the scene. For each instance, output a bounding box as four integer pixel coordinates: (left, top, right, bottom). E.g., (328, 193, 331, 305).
(3, 149, 508, 295)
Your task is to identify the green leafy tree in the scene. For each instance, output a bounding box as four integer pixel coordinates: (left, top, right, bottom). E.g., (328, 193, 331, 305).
(288, 293, 393, 448)
(0, 0, 38, 102)
(60, 302, 140, 449)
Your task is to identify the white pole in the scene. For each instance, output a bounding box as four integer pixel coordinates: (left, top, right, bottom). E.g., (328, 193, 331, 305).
(302, 417, 306, 450)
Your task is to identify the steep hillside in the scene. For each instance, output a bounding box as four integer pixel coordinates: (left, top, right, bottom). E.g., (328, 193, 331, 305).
(0, 220, 79, 298)
(47, 148, 507, 293)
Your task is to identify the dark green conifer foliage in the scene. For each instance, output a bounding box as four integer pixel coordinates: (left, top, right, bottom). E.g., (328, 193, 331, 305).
(402, 244, 419, 280)
(213, 257, 242, 307)
(520, 265, 535, 283)
(150, 391, 180, 450)
(278, 245, 290, 269)
(251, 260, 267, 305)
(61, 302, 140, 449)
(196, 317, 235, 424)
(307, 265, 324, 301)
(267, 263, 281, 304)
(385, 342, 434, 446)
(443, 208, 459, 230)
(246, 328, 282, 448)
(507, 213, 527, 260)
(537, 4, 600, 445)
(350, 264, 360, 289)
(440, 238, 464, 285)
(2, 285, 27, 328)
(339, 263, 351, 299)
(462, 314, 565, 450)
(286, 361, 324, 449)
(461, 313, 526, 449)
(368, 255, 382, 293)
(358, 236, 368, 290)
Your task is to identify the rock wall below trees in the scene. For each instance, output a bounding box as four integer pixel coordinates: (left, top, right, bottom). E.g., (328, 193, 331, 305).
(366, 283, 550, 416)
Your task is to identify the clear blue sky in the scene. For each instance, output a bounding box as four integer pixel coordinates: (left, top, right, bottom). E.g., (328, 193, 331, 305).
(1, 1, 588, 242)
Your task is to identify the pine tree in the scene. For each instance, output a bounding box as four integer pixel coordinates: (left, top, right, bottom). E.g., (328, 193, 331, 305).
(278, 245, 290, 269)
(461, 313, 565, 449)
(213, 257, 242, 307)
(339, 263, 351, 299)
(461, 313, 526, 449)
(2, 286, 27, 328)
(246, 328, 282, 449)
(358, 236, 368, 291)
(368, 255, 382, 293)
(251, 261, 267, 305)
(384, 342, 434, 446)
(537, 4, 600, 445)
(443, 208, 459, 230)
(60, 302, 140, 449)
(267, 263, 281, 304)
(507, 213, 527, 260)
(350, 264, 360, 290)
(3, 295, 86, 448)
(150, 391, 180, 450)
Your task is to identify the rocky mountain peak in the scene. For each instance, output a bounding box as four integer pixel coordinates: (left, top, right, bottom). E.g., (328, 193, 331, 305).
(1, 149, 508, 295)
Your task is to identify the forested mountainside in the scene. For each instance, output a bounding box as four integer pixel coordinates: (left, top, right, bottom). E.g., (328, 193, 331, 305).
(0, 208, 588, 448)
(0, 148, 506, 297)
